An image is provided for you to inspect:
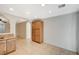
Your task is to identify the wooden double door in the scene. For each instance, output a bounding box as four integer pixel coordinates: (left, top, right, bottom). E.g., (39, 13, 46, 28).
(32, 20, 43, 43)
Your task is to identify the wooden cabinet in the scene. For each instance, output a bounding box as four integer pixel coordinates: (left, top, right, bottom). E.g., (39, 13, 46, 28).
(0, 34, 16, 55)
(6, 39, 16, 54)
(32, 20, 43, 43)
(0, 40, 6, 54)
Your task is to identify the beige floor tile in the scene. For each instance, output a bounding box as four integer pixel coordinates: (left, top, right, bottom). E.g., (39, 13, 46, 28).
(8, 39, 77, 55)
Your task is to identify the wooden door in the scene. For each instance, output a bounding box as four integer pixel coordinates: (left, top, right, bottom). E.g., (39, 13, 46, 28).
(32, 20, 43, 43)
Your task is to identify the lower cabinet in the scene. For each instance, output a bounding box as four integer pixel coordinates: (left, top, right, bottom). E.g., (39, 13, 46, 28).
(6, 39, 16, 54)
(0, 39, 16, 55)
(0, 40, 6, 55)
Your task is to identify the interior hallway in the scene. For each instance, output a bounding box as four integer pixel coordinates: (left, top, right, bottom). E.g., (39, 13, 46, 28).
(8, 38, 77, 55)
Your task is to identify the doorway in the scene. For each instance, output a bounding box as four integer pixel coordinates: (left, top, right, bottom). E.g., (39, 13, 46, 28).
(16, 19, 43, 44)
(16, 21, 26, 39)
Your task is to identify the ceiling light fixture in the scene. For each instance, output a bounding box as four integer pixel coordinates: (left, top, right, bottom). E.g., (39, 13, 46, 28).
(26, 12, 31, 15)
(9, 8, 14, 11)
(41, 4, 45, 7)
(34, 16, 38, 18)
(49, 10, 52, 14)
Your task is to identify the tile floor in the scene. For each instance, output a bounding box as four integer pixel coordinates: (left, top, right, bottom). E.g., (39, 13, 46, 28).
(8, 39, 77, 55)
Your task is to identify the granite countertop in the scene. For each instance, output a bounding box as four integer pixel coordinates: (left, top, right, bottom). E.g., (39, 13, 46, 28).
(0, 39, 7, 41)
(0, 33, 16, 41)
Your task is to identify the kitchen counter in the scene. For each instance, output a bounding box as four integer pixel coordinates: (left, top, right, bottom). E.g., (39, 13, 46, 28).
(0, 33, 16, 40)
(0, 33, 16, 55)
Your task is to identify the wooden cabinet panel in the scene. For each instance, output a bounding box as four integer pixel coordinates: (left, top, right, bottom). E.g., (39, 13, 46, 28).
(32, 20, 43, 43)
(0, 34, 16, 55)
(34, 30, 40, 43)
(0, 40, 6, 54)
(6, 39, 16, 53)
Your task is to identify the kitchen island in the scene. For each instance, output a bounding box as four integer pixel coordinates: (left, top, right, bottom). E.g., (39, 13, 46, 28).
(0, 33, 16, 55)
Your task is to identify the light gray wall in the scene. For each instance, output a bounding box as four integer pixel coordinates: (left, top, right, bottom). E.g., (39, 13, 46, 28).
(44, 12, 77, 52)
(76, 11, 79, 53)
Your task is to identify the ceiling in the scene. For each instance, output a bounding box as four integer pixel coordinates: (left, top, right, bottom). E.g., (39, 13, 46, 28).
(0, 4, 79, 20)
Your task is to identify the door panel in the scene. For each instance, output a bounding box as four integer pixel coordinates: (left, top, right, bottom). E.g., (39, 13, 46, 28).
(34, 30, 40, 42)
(32, 20, 43, 43)
(6, 39, 16, 53)
(0, 40, 6, 54)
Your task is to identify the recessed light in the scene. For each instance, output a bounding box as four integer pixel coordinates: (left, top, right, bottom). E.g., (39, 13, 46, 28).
(9, 8, 14, 11)
(34, 16, 37, 18)
(26, 12, 31, 15)
(41, 4, 45, 7)
(49, 10, 52, 14)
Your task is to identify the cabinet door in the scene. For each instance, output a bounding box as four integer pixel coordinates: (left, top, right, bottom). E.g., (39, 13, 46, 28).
(32, 29, 35, 41)
(32, 29, 41, 43)
(32, 20, 43, 43)
(34, 29, 40, 43)
(0, 40, 6, 55)
(6, 39, 16, 53)
(35, 22, 41, 29)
